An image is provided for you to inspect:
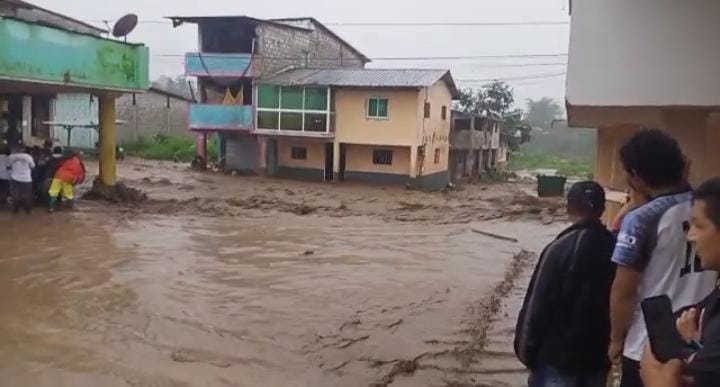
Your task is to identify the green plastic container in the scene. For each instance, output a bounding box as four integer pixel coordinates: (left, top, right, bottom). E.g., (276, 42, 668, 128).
(537, 175, 567, 197)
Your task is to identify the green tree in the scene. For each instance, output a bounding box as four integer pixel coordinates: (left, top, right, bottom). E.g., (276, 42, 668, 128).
(453, 81, 531, 151)
(525, 97, 563, 129)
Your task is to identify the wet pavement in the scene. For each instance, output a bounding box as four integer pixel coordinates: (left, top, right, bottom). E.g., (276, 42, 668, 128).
(0, 159, 565, 386)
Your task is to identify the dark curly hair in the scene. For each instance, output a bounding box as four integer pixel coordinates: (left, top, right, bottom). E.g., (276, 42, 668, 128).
(620, 129, 685, 188)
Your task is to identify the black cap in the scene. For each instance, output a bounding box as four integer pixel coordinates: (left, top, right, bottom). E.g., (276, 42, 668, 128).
(567, 181, 606, 213)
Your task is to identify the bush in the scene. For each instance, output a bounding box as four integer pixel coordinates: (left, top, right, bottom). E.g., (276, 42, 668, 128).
(123, 134, 218, 163)
(509, 151, 593, 178)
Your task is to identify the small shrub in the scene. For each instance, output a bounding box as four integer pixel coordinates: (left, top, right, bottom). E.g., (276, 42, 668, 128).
(123, 134, 219, 163)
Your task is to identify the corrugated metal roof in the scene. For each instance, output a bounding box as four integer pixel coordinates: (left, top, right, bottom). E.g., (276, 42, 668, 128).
(2, 0, 106, 35)
(262, 68, 458, 97)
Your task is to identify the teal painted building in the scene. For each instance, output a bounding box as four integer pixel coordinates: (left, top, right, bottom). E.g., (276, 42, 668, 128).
(0, 0, 149, 160)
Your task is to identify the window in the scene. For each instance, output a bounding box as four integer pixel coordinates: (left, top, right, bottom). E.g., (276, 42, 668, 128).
(280, 87, 303, 109)
(258, 111, 279, 129)
(434, 148, 441, 164)
(258, 84, 280, 109)
(373, 149, 393, 165)
(441, 106, 447, 120)
(304, 88, 328, 110)
(291, 147, 307, 160)
(304, 113, 327, 132)
(367, 98, 389, 118)
(424, 102, 431, 118)
(280, 112, 302, 131)
(256, 85, 331, 132)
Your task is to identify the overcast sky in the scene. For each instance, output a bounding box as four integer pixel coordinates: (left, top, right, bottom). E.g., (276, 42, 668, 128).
(34, 0, 570, 110)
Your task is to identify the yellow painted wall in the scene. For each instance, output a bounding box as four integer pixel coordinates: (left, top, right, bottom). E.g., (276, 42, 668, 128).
(417, 81, 452, 175)
(334, 88, 420, 146)
(345, 144, 411, 175)
(277, 138, 326, 169)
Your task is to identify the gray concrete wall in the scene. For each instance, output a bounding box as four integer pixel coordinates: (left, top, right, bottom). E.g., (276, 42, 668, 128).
(116, 91, 190, 143)
(255, 22, 365, 77)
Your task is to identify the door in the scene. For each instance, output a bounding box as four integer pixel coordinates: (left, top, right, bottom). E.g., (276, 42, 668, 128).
(266, 138, 278, 176)
(339, 143, 347, 181)
(324, 142, 334, 181)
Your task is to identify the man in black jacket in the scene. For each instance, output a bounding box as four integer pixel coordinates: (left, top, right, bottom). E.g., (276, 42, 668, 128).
(515, 181, 617, 387)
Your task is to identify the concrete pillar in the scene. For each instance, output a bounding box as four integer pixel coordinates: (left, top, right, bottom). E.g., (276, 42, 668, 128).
(332, 141, 340, 174)
(21, 96, 31, 145)
(218, 133, 227, 162)
(99, 94, 117, 186)
(196, 132, 208, 168)
(257, 136, 267, 172)
(410, 145, 418, 178)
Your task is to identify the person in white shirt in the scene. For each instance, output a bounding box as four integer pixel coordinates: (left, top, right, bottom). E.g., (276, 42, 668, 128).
(8, 145, 35, 214)
(0, 145, 9, 206)
(609, 129, 718, 387)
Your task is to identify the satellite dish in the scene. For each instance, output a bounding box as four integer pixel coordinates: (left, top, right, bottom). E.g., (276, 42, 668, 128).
(112, 14, 138, 39)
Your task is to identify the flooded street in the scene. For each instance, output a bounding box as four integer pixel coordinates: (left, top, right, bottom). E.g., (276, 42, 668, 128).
(0, 159, 565, 387)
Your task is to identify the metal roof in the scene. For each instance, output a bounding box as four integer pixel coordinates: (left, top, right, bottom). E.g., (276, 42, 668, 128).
(148, 85, 194, 102)
(1, 0, 106, 35)
(262, 68, 459, 98)
(166, 15, 311, 32)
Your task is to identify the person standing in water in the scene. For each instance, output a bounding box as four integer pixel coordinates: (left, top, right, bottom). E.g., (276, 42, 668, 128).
(48, 150, 85, 212)
(8, 144, 35, 215)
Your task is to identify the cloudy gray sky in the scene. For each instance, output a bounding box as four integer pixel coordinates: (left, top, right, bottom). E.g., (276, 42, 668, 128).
(34, 0, 570, 109)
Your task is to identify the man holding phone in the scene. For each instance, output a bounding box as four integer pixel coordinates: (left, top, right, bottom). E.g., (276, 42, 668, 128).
(641, 178, 720, 386)
(609, 130, 717, 386)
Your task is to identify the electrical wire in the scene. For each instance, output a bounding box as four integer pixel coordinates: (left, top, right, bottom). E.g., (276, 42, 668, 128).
(84, 19, 569, 27)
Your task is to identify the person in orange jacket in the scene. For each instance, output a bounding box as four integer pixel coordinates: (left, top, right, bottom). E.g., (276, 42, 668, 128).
(48, 151, 86, 212)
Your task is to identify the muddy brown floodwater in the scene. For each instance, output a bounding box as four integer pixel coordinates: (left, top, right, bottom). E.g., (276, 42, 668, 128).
(0, 159, 566, 387)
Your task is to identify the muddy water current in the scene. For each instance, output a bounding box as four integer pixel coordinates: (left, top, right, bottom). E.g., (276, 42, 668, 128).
(0, 201, 561, 386)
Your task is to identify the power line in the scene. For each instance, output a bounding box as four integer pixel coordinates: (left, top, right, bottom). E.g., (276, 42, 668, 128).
(153, 54, 567, 68)
(457, 72, 566, 83)
(84, 19, 569, 27)
(325, 21, 569, 27)
(152, 53, 569, 61)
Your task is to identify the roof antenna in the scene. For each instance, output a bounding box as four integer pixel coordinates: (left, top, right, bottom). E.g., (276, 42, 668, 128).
(112, 14, 139, 42)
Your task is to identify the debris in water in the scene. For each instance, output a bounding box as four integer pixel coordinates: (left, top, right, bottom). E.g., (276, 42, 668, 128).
(83, 178, 147, 205)
(471, 229, 519, 243)
(302, 250, 315, 256)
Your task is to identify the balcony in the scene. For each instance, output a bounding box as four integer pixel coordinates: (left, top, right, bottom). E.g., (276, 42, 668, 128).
(189, 104, 254, 131)
(185, 53, 254, 78)
(0, 18, 149, 92)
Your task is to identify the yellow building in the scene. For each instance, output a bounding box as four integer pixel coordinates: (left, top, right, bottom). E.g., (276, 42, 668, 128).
(254, 68, 458, 189)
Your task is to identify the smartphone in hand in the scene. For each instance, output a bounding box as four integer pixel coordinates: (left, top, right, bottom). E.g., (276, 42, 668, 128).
(642, 295, 685, 363)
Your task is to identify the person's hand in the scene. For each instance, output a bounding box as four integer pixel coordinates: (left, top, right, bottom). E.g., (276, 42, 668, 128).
(676, 308, 703, 343)
(608, 339, 624, 364)
(640, 345, 683, 387)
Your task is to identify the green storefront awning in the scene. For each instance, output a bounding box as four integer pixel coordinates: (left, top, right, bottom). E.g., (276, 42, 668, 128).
(0, 17, 149, 92)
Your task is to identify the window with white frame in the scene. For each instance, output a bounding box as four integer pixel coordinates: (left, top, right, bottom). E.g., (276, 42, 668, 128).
(372, 149, 393, 165)
(291, 147, 307, 160)
(367, 97, 389, 119)
(257, 85, 331, 132)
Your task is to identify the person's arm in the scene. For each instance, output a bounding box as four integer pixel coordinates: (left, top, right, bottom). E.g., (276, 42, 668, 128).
(515, 240, 565, 366)
(609, 210, 652, 362)
(78, 160, 86, 184)
(610, 265, 642, 361)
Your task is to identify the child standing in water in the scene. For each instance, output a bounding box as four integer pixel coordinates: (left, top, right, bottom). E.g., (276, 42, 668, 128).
(8, 144, 35, 214)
